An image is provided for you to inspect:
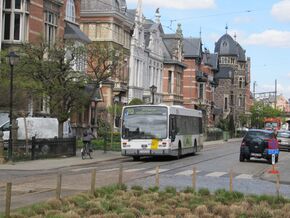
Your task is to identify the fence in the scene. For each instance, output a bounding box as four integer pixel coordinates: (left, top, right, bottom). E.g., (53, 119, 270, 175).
(31, 137, 76, 160)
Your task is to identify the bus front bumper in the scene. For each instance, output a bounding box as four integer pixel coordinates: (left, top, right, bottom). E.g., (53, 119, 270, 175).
(121, 149, 177, 156)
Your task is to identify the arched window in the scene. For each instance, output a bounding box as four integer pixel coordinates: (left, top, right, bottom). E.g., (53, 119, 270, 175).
(66, 0, 75, 22)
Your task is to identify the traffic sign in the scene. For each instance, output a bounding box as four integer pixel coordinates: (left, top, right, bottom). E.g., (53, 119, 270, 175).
(268, 149, 279, 155)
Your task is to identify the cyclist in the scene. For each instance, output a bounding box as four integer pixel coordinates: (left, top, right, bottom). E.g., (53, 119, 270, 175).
(81, 127, 94, 159)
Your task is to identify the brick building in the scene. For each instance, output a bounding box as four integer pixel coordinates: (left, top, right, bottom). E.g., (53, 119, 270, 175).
(182, 38, 219, 128)
(162, 24, 186, 105)
(1, 0, 89, 117)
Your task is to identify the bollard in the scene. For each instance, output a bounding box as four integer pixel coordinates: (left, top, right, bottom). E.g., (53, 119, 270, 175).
(5, 182, 12, 218)
(118, 164, 123, 185)
(276, 174, 280, 197)
(192, 167, 196, 190)
(56, 174, 62, 200)
(155, 166, 160, 187)
(229, 169, 233, 192)
(91, 169, 96, 195)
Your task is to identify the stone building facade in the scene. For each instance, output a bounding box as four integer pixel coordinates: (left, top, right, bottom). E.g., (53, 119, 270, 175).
(214, 32, 251, 128)
(127, 1, 164, 104)
(79, 0, 134, 134)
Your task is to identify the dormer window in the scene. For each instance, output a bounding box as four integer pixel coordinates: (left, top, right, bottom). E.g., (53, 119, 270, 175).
(66, 0, 76, 22)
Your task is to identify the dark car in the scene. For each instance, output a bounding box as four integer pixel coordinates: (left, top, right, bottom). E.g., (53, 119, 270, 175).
(239, 129, 278, 163)
(277, 130, 290, 151)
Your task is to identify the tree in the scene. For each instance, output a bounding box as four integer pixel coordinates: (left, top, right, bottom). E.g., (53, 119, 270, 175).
(86, 42, 124, 84)
(250, 101, 282, 128)
(20, 40, 90, 137)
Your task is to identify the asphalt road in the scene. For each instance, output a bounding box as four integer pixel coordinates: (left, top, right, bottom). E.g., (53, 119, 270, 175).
(1, 140, 290, 212)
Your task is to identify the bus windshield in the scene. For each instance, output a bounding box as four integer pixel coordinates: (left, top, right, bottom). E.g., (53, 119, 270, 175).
(122, 106, 167, 140)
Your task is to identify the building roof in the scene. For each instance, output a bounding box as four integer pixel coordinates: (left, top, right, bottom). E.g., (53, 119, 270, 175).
(81, 0, 126, 13)
(203, 52, 219, 70)
(183, 38, 202, 58)
(64, 22, 91, 43)
(214, 33, 246, 61)
(214, 66, 234, 79)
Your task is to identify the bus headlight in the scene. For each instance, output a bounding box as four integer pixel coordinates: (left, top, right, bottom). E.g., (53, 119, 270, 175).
(122, 142, 130, 148)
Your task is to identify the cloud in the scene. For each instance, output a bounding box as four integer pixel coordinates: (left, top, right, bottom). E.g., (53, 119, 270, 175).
(271, 0, 290, 22)
(245, 30, 290, 48)
(126, 0, 216, 10)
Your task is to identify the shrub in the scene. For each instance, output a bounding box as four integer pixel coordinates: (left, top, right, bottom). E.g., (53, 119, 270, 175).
(198, 188, 210, 196)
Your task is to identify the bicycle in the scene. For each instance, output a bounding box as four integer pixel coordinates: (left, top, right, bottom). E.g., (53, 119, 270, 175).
(81, 141, 93, 159)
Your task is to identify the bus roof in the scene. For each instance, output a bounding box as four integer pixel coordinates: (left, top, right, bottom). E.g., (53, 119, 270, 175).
(123, 104, 202, 118)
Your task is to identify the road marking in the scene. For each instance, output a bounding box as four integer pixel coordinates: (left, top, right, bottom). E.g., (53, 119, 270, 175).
(71, 167, 97, 172)
(99, 168, 119, 172)
(175, 170, 201, 176)
(205, 172, 227, 177)
(124, 168, 146, 173)
(145, 169, 169, 174)
(235, 174, 253, 180)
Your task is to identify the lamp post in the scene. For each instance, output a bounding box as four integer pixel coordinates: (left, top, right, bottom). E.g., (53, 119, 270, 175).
(6, 51, 19, 161)
(150, 85, 157, 105)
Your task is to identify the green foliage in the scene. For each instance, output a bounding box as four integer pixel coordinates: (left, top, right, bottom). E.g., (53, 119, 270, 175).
(107, 104, 123, 117)
(97, 118, 111, 138)
(214, 189, 244, 204)
(217, 118, 229, 131)
(198, 188, 211, 196)
(131, 185, 143, 191)
(250, 101, 282, 128)
(148, 186, 159, 192)
(9, 39, 91, 137)
(129, 98, 144, 105)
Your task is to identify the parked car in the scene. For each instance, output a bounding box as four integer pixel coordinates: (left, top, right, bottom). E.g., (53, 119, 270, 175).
(240, 129, 278, 163)
(277, 130, 290, 151)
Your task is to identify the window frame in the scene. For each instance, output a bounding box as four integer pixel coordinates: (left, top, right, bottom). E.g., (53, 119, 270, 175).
(65, 0, 76, 23)
(2, 0, 27, 42)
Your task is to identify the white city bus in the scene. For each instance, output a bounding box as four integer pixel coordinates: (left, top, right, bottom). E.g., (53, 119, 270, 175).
(121, 105, 203, 160)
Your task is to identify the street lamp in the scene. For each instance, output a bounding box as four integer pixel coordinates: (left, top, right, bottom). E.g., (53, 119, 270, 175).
(150, 85, 157, 105)
(6, 51, 19, 161)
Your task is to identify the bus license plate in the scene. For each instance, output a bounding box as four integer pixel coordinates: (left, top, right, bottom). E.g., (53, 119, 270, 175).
(139, 150, 150, 154)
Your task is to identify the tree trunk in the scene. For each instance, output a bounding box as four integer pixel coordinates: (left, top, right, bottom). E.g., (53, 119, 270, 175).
(58, 122, 64, 138)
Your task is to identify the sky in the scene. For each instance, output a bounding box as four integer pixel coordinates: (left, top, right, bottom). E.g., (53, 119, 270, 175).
(126, 0, 290, 100)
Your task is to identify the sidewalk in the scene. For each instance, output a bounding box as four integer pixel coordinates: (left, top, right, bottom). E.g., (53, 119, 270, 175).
(0, 138, 242, 171)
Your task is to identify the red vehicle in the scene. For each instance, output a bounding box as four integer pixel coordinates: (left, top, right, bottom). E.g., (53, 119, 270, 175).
(264, 118, 282, 131)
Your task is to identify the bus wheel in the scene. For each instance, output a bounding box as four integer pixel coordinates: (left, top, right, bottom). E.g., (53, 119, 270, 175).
(133, 156, 140, 161)
(177, 143, 182, 159)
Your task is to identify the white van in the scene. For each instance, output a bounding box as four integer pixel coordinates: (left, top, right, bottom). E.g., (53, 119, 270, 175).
(0, 117, 72, 141)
